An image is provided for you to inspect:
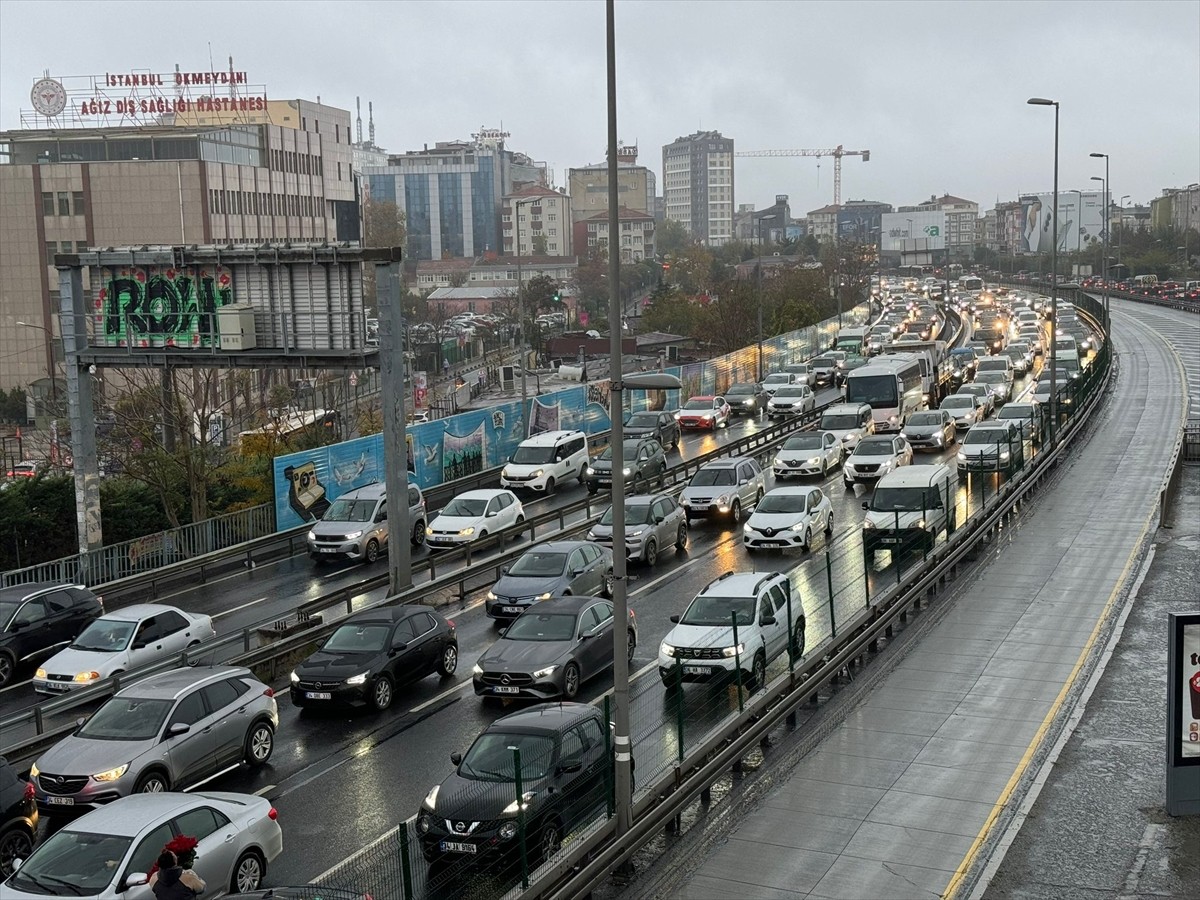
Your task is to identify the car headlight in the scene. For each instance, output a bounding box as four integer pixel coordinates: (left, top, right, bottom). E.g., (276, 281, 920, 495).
(532, 469, 544, 478)
(661, 642, 677, 658)
(629, 528, 645, 537)
(720, 643, 746, 658)
(916, 519, 928, 530)
(344, 530, 363, 541)
(536, 592, 552, 601)
(1000, 451, 1011, 460)
(418, 814, 432, 834)
(586, 465, 595, 475)
(888, 415, 899, 424)
(531, 665, 558, 679)
(345, 672, 370, 685)
(622, 467, 632, 476)
(423, 785, 440, 810)
(744, 399, 754, 405)
(503, 791, 536, 815)
(700, 414, 712, 421)
(808, 457, 822, 466)
(957, 451, 966, 461)
(74, 671, 101, 684)
(863, 519, 876, 529)
(790, 522, 805, 531)
(673, 412, 682, 420)
(92, 764, 129, 783)
(425, 526, 434, 536)
(289, 670, 300, 684)
(743, 523, 752, 533)
(499, 821, 518, 840)
(459, 527, 475, 536)
(306, 532, 316, 543)
(472, 663, 483, 675)
(487, 590, 497, 600)
(715, 494, 730, 506)
(35, 668, 47, 680)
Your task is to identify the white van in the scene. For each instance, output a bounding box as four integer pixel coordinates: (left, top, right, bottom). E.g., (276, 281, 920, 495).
(500, 429, 589, 493)
(819, 403, 875, 450)
(861, 463, 956, 558)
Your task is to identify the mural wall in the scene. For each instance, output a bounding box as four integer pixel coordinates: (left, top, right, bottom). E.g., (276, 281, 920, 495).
(272, 302, 870, 530)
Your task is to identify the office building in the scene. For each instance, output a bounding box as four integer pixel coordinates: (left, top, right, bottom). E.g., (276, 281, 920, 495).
(567, 143, 655, 224)
(662, 130, 734, 246)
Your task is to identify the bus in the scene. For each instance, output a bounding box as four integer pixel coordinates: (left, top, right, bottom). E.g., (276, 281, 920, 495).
(843, 354, 924, 432)
(960, 276, 984, 293)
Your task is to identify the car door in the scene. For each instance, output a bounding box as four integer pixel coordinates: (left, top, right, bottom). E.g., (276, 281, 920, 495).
(575, 717, 610, 821)
(822, 432, 839, 469)
(174, 806, 239, 893)
(565, 548, 590, 594)
(483, 495, 503, 531)
(756, 593, 784, 662)
(805, 490, 821, 532)
(162, 688, 218, 789)
(406, 612, 441, 675)
(577, 604, 611, 674)
(386, 616, 423, 681)
(9, 597, 52, 661)
(39, 590, 81, 653)
(651, 498, 673, 547)
(199, 678, 246, 770)
(120, 820, 176, 899)
(126, 615, 166, 669)
(579, 545, 606, 595)
(154, 610, 194, 655)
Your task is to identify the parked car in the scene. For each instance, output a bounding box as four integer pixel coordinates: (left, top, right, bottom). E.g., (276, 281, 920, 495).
(31, 667, 278, 811)
(485, 541, 614, 621)
(587, 492, 687, 565)
(0, 791, 283, 898)
(306, 481, 426, 563)
(418, 704, 613, 865)
(425, 490, 525, 549)
(772, 431, 843, 478)
(674, 396, 731, 431)
(290, 607, 457, 712)
(901, 409, 957, 450)
(473, 596, 636, 700)
(622, 410, 681, 450)
(0, 757, 36, 877)
(679, 457, 768, 522)
(766, 384, 816, 419)
(842, 435, 913, 489)
(0, 583, 104, 688)
(743, 487, 833, 552)
(723, 382, 768, 416)
(658, 571, 804, 690)
(957, 421, 1026, 475)
(4, 462, 38, 480)
(940, 394, 986, 431)
(584, 437, 667, 495)
(33, 605, 216, 695)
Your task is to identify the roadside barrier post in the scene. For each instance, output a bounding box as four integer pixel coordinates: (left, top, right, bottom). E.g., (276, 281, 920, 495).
(603, 695, 614, 818)
(398, 820, 414, 900)
(785, 586, 796, 671)
(895, 511, 902, 586)
(732, 611, 744, 713)
(512, 746, 529, 889)
(675, 658, 685, 761)
(861, 544, 870, 611)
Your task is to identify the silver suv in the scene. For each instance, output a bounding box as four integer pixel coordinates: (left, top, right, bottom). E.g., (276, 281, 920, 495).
(30, 666, 278, 813)
(679, 457, 768, 522)
(307, 481, 427, 563)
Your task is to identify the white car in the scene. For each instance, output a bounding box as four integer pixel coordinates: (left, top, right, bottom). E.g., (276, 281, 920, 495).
(766, 385, 815, 419)
(955, 383, 996, 417)
(425, 489, 525, 548)
(760, 372, 799, 397)
(1, 791, 282, 899)
(975, 370, 1012, 404)
(773, 430, 843, 478)
(842, 435, 913, 489)
(940, 394, 985, 431)
(33, 604, 216, 695)
(743, 486, 833, 552)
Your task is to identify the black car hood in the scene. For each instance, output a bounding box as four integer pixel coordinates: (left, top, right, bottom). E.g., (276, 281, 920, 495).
(478, 638, 574, 672)
(492, 574, 563, 598)
(294, 648, 382, 680)
(433, 770, 549, 820)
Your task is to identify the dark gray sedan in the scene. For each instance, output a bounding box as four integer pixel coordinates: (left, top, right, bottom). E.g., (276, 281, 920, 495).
(485, 541, 614, 622)
(623, 410, 680, 451)
(586, 492, 688, 565)
(472, 596, 637, 700)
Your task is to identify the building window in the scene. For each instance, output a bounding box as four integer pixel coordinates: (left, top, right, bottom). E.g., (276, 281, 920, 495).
(45, 241, 57, 265)
(76, 241, 88, 252)
(337, 162, 342, 180)
(57, 192, 70, 216)
(71, 191, 86, 216)
(41, 192, 54, 216)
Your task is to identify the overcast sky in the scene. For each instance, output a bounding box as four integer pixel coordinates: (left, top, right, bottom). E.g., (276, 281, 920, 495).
(2, 0, 1196, 216)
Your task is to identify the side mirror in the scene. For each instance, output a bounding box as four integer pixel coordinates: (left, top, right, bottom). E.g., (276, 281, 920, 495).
(557, 759, 584, 775)
(486, 510, 499, 518)
(669, 614, 681, 624)
(760, 615, 777, 627)
(450, 752, 462, 766)
(375, 512, 386, 523)
(655, 516, 665, 525)
(500, 565, 510, 576)
(861, 501, 870, 510)
(132, 640, 148, 650)
(168, 722, 190, 737)
(124, 873, 149, 890)
(392, 641, 408, 652)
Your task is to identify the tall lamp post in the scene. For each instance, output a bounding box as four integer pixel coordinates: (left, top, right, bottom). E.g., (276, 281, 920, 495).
(512, 195, 543, 435)
(755, 213, 777, 381)
(1089, 151, 1110, 323)
(1028, 97, 1059, 440)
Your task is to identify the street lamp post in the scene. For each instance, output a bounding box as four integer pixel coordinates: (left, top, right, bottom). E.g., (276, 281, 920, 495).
(1028, 97, 1059, 440)
(1089, 151, 1110, 323)
(511, 196, 544, 435)
(755, 214, 777, 381)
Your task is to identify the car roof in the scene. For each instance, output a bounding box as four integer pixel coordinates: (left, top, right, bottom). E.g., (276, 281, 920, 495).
(344, 606, 430, 626)
(117, 666, 253, 700)
(101, 603, 183, 622)
(61, 793, 216, 836)
(458, 489, 513, 500)
(339, 482, 386, 500)
(688, 394, 716, 400)
(823, 403, 869, 414)
(491, 701, 600, 731)
(699, 571, 784, 595)
(763, 486, 811, 497)
(521, 540, 596, 554)
(514, 595, 598, 614)
(699, 457, 749, 469)
(519, 430, 584, 446)
(0, 582, 86, 603)
(876, 466, 950, 488)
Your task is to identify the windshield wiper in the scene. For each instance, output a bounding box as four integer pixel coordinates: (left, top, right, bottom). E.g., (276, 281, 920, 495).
(17, 872, 85, 896)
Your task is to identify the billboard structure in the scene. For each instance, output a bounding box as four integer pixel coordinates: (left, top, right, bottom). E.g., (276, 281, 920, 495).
(1019, 191, 1106, 254)
(880, 211, 946, 253)
(1167, 611, 1200, 815)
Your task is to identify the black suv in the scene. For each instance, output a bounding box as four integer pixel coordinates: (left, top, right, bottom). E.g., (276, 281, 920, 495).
(289, 607, 459, 712)
(585, 437, 667, 495)
(0, 583, 104, 688)
(622, 410, 680, 451)
(0, 756, 36, 876)
(417, 703, 614, 868)
(724, 382, 768, 416)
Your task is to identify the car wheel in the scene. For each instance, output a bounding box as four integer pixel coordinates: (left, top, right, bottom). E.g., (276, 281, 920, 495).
(437, 642, 459, 677)
(364, 539, 380, 564)
(602, 569, 614, 598)
(675, 523, 688, 552)
(0, 826, 33, 877)
(578, 465, 587, 483)
(844, 479, 854, 490)
(802, 527, 812, 552)
(644, 538, 658, 566)
(244, 721, 275, 767)
(231, 850, 266, 894)
(562, 662, 581, 699)
(588, 485, 598, 495)
(135, 771, 169, 793)
(755, 488, 764, 508)
(371, 675, 394, 712)
(0, 652, 14, 689)
(412, 521, 426, 547)
(545, 476, 556, 495)
(477, 530, 488, 542)
(750, 651, 767, 692)
(516, 514, 526, 525)
(538, 818, 563, 864)
(730, 499, 741, 521)
(790, 625, 806, 659)
(627, 630, 637, 665)
(825, 512, 834, 536)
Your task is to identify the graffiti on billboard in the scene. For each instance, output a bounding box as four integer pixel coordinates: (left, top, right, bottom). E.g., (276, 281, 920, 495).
(443, 421, 486, 481)
(97, 266, 233, 347)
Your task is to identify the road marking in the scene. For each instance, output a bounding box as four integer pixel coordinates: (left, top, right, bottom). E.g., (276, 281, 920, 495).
(409, 678, 473, 713)
(254, 783, 276, 796)
(630, 556, 706, 596)
(212, 596, 269, 620)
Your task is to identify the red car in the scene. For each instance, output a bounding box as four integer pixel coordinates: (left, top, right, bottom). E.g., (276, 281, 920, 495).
(674, 395, 731, 431)
(5, 462, 37, 479)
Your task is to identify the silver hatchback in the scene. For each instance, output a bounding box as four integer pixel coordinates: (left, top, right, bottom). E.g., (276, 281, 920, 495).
(31, 666, 278, 814)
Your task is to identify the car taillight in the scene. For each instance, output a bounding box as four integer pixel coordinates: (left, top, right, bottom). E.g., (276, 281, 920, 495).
(447, 620, 456, 630)
(23, 781, 35, 800)
(268, 807, 278, 820)
(263, 688, 275, 698)
(96, 595, 104, 609)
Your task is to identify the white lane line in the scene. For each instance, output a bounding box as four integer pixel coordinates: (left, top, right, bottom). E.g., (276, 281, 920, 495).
(212, 596, 270, 620)
(630, 556, 706, 596)
(254, 784, 276, 796)
(409, 678, 473, 714)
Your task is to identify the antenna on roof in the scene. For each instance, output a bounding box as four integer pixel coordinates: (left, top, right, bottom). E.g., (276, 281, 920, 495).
(369, 101, 376, 147)
(356, 96, 363, 145)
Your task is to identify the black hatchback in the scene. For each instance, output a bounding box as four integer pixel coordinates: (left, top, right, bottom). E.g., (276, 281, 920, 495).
(0, 756, 36, 877)
(0, 583, 104, 688)
(289, 607, 458, 712)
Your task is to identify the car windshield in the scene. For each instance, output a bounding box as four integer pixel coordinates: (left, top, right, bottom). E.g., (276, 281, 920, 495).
(70, 618, 135, 652)
(508, 552, 567, 577)
(680, 595, 755, 627)
(870, 487, 935, 512)
(322, 499, 377, 523)
(600, 503, 654, 526)
(821, 414, 862, 429)
(964, 429, 1009, 445)
(8, 829, 135, 896)
(764, 374, 791, 384)
(977, 372, 1006, 383)
(626, 412, 659, 427)
(0, 600, 19, 630)
(459, 731, 556, 782)
(511, 445, 556, 464)
(323, 623, 391, 653)
(442, 497, 488, 517)
(854, 438, 895, 456)
(907, 412, 942, 426)
(783, 434, 823, 451)
(959, 386, 987, 397)
(78, 696, 172, 741)
(690, 467, 736, 487)
(756, 493, 808, 514)
(773, 387, 807, 398)
(683, 399, 713, 410)
(504, 612, 578, 642)
(726, 383, 757, 395)
(811, 357, 835, 368)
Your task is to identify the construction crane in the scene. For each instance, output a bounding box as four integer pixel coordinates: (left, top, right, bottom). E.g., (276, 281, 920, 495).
(735, 145, 871, 206)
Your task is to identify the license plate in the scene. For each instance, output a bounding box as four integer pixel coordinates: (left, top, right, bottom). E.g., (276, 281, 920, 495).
(683, 665, 710, 676)
(318, 547, 339, 553)
(759, 541, 783, 547)
(502, 606, 523, 614)
(440, 841, 477, 854)
(42, 682, 68, 692)
(880, 537, 902, 544)
(493, 686, 520, 694)
(46, 796, 74, 806)
(305, 691, 332, 700)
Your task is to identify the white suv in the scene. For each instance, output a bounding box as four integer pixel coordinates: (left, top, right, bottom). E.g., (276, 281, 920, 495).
(658, 571, 805, 690)
(500, 430, 589, 493)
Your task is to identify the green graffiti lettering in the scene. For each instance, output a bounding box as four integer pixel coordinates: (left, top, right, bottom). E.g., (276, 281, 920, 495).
(101, 267, 232, 346)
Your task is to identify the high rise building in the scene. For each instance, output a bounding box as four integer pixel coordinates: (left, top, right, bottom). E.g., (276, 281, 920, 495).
(567, 143, 655, 224)
(662, 130, 734, 246)
(502, 183, 572, 257)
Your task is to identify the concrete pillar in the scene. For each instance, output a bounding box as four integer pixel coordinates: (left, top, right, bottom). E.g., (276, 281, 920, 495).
(58, 267, 103, 557)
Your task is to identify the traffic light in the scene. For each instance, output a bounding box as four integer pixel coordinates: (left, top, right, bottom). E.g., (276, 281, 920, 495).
(552, 290, 562, 304)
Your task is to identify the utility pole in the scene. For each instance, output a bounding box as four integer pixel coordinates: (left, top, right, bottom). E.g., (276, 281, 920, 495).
(377, 259, 413, 596)
(512, 196, 541, 435)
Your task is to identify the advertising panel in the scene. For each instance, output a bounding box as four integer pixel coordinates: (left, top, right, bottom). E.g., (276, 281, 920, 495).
(1019, 191, 1106, 254)
(880, 212, 946, 252)
(1173, 613, 1200, 765)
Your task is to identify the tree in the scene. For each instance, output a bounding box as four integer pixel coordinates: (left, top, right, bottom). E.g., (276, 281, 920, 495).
(522, 274, 562, 314)
(573, 245, 609, 316)
(532, 234, 549, 256)
(361, 200, 408, 314)
(642, 284, 701, 336)
(657, 218, 690, 257)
